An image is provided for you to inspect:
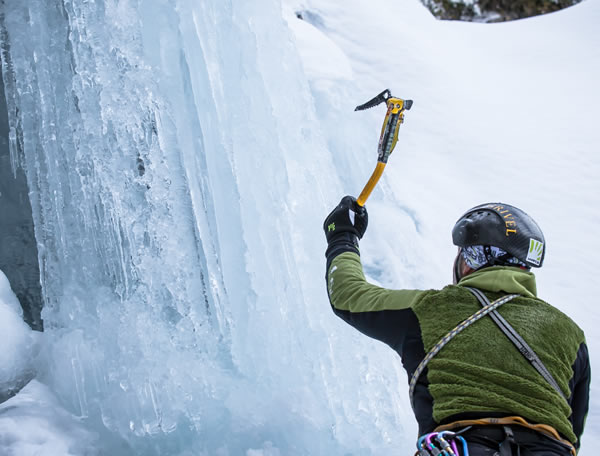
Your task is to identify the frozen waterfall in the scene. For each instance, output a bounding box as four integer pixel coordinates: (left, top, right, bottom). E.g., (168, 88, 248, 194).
(0, 0, 414, 454)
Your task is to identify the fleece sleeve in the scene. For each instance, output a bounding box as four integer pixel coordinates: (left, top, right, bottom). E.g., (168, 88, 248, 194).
(568, 342, 591, 450)
(326, 251, 425, 351)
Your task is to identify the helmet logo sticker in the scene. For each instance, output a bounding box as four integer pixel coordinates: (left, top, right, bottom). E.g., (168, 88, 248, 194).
(526, 239, 544, 266)
(487, 204, 517, 236)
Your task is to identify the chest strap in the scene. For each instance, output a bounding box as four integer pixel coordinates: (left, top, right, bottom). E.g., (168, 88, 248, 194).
(409, 293, 520, 410)
(465, 287, 567, 402)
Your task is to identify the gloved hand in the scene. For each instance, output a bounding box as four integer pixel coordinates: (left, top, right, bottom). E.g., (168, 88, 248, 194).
(323, 195, 368, 243)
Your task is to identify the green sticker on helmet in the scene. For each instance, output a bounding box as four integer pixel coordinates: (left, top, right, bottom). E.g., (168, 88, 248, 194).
(526, 238, 544, 266)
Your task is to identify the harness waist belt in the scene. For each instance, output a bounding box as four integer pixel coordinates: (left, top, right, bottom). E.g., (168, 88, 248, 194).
(434, 416, 576, 456)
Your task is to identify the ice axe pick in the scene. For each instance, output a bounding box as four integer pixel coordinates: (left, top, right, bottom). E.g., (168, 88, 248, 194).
(354, 89, 413, 207)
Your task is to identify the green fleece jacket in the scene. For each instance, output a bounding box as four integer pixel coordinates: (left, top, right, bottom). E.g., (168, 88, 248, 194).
(327, 252, 589, 446)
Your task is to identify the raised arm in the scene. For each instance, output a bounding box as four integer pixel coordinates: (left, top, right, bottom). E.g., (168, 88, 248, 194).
(323, 196, 425, 351)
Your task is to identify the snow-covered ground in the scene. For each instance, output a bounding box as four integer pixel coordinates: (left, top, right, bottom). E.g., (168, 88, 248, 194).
(0, 0, 598, 454)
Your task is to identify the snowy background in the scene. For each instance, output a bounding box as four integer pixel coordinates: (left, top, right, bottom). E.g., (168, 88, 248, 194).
(0, 0, 598, 454)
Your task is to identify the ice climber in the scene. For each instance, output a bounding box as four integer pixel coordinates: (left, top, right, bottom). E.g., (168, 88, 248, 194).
(323, 197, 590, 456)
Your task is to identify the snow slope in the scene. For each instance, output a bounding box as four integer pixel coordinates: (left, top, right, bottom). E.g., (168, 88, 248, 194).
(286, 0, 599, 450)
(0, 0, 598, 454)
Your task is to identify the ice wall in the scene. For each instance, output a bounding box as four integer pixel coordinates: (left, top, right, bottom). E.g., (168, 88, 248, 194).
(1, 0, 413, 454)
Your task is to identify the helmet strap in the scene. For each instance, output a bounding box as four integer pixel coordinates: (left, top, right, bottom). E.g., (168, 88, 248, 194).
(452, 250, 461, 284)
(453, 248, 476, 284)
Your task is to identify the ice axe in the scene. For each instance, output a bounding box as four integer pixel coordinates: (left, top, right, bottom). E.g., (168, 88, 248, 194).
(354, 89, 413, 207)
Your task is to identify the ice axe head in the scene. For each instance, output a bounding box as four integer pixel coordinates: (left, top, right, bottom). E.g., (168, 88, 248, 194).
(355, 89, 413, 112)
(354, 89, 413, 206)
(354, 89, 392, 111)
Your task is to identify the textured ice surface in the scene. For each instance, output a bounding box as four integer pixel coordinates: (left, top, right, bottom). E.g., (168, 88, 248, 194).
(0, 0, 382, 454)
(0, 0, 598, 454)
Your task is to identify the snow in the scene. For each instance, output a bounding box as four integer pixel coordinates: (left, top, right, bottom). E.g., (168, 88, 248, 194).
(0, 270, 39, 402)
(285, 0, 600, 451)
(0, 0, 598, 455)
(0, 269, 22, 317)
(0, 380, 99, 456)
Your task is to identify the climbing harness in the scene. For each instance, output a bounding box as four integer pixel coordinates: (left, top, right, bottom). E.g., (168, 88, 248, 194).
(434, 416, 577, 456)
(353, 89, 413, 207)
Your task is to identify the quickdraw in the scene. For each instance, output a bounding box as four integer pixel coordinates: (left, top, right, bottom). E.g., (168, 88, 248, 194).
(416, 431, 469, 456)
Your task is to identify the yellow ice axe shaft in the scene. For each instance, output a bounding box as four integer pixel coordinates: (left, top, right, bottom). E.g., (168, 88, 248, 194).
(355, 92, 412, 207)
(357, 162, 386, 207)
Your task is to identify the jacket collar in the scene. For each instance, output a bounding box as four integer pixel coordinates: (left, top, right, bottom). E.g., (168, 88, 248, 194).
(458, 266, 537, 298)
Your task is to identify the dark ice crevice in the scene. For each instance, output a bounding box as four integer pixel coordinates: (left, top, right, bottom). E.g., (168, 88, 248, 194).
(0, 57, 43, 331)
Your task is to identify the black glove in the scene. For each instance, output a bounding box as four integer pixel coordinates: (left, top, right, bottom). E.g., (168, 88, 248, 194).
(323, 195, 368, 243)
(323, 196, 368, 265)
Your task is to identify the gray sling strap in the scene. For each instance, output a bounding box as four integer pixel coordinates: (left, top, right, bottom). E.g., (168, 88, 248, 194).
(409, 292, 520, 410)
(465, 287, 567, 402)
